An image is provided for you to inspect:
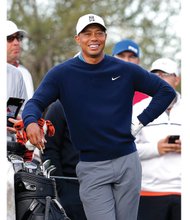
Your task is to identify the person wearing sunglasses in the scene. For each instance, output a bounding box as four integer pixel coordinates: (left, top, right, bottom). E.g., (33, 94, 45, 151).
(6, 20, 34, 99)
(6, 21, 34, 220)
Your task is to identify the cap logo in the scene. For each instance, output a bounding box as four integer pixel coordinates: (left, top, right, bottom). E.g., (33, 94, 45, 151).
(89, 16, 95, 22)
(128, 46, 138, 54)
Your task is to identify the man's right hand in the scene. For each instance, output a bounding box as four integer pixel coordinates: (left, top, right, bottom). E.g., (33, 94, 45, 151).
(26, 122, 46, 151)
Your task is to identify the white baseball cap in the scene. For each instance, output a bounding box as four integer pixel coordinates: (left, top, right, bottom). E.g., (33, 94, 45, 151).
(76, 14, 106, 35)
(150, 58, 178, 76)
(6, 20, 27, 37)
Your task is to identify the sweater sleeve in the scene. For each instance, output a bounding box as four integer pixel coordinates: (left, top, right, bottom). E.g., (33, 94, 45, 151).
(134, 71, 176, 126)
(22, 66, 60, 128)
(138, 87, 176, 126)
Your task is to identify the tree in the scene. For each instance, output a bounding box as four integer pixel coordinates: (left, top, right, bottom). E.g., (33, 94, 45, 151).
(7, 0, 180, 89)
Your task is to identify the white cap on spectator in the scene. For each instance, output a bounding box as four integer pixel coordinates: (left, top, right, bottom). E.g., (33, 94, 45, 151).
(150, 58, 179, 76)
(6, 20, 27, 36)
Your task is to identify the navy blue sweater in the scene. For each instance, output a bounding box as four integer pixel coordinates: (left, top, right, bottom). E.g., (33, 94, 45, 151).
(22, 55, 176, 161)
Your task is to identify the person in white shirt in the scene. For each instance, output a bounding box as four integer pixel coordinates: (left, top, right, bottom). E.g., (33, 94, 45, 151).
(7, 63, 28, 105)
(7, 63, 28, 220)
(133, 58, 181, 220)
(7, 63, 28, 140)
(6, 20, 34, 99)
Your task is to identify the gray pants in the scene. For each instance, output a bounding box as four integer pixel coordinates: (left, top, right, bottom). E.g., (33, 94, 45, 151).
(76, 151, 142, 220)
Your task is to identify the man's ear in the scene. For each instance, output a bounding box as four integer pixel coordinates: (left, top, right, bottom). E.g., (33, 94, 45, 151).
(74, 35, 80, 46)
(175, 76, 181, 87)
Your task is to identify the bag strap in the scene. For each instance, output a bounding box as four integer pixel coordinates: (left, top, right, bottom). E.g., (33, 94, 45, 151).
(21, 199, 41, 220)
(52, 199, 71, 220)
(44, 196, 52, 220)
(20, 196, 71, 220)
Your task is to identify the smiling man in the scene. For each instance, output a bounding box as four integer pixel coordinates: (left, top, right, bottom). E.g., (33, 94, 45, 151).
(22, 14, 176, 220)
(74, 14, 107, 62)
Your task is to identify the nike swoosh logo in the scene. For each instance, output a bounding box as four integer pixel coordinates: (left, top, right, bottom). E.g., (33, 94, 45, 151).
(112, 76, 121, 80)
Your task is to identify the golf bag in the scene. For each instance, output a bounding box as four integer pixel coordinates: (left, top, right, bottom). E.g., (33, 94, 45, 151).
(14, 171, 70, 220)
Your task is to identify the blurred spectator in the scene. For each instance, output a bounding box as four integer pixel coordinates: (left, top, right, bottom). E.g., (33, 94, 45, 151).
(7, 63, 28, 220)
(7, 63, 28, 141)
(133, 58, 181, 220)
(7, 20, 34, 98)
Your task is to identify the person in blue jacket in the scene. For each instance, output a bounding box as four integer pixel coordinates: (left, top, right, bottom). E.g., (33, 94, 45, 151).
(22, 14, 176, 220)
